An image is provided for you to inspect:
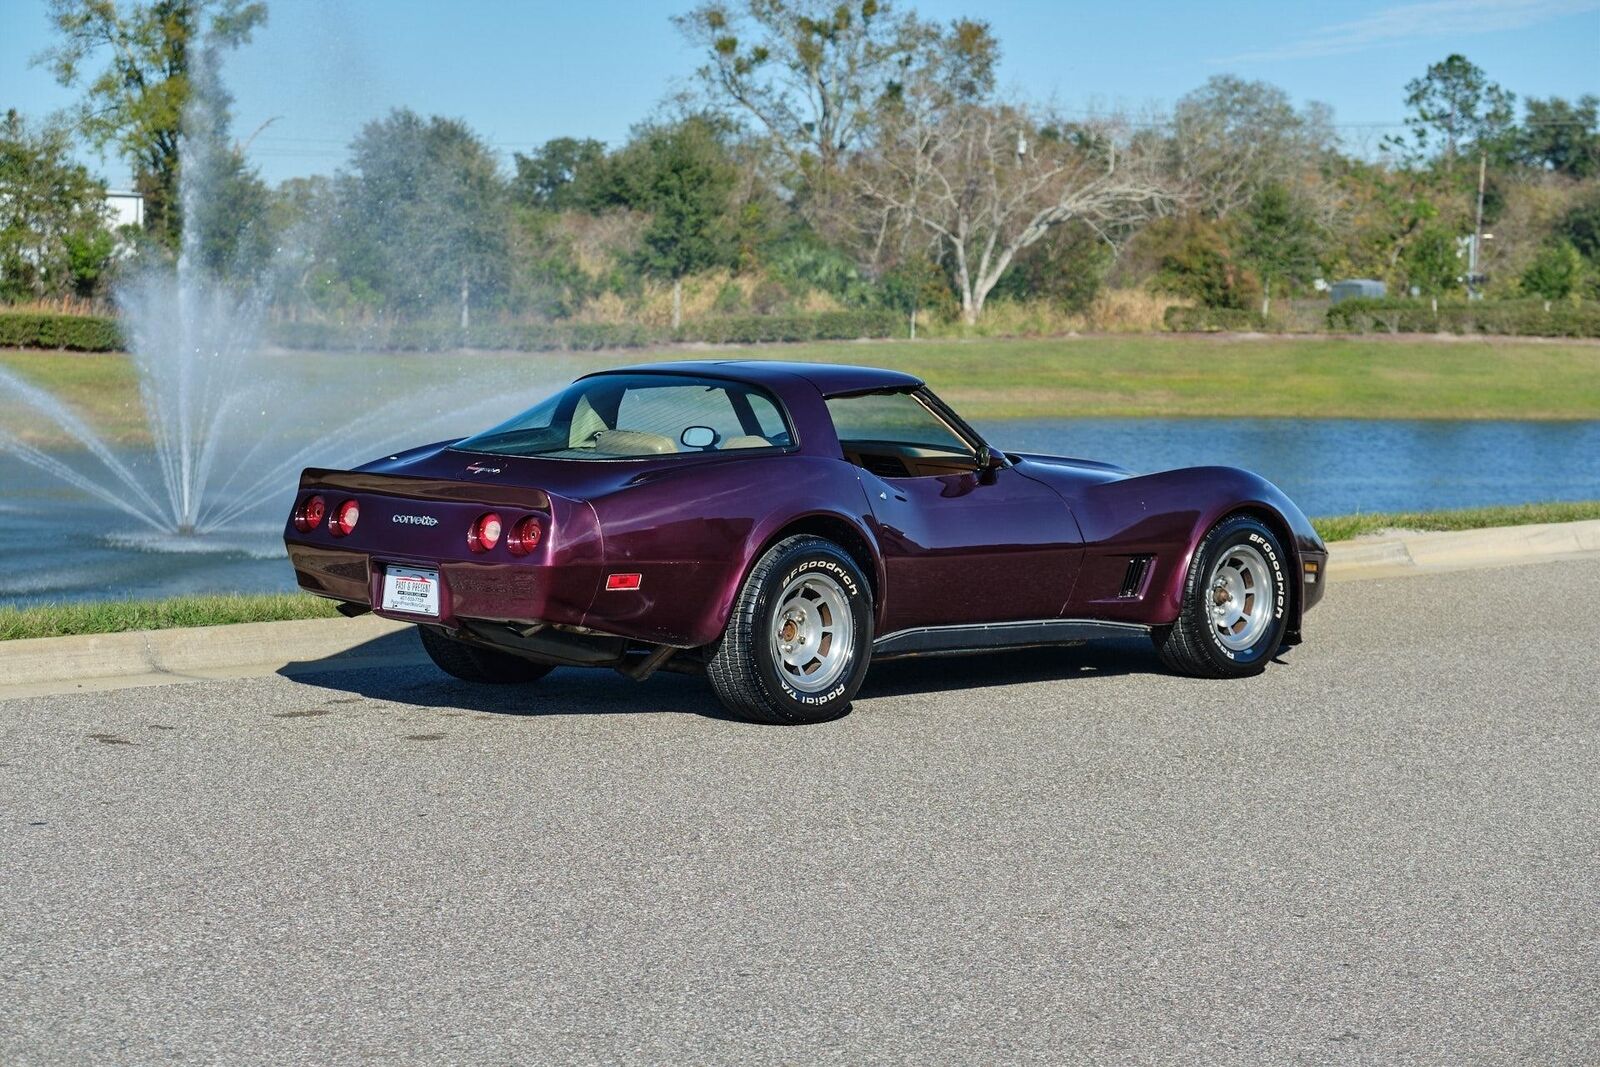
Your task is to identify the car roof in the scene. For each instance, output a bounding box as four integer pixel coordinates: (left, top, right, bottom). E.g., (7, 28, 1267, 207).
(582, 359, 923, 397)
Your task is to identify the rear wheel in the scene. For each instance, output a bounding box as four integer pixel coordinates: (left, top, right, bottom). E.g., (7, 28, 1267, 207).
(418, 626, 554, 684)
(706, 535, 874, 724)
(1154, 513, 1290, 678)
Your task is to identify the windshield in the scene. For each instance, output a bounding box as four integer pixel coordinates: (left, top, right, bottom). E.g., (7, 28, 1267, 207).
(454, 374, 793, 459)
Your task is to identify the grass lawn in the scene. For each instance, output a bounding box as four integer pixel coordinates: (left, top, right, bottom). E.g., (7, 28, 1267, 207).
(3, 334, 1598, 449)
(2, 501, 1594, 640)
(0, 592, 341, 641)
(1310, 500, 1600, 542)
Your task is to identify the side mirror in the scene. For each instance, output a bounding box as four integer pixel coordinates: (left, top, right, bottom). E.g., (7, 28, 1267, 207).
(975, 444, 1004, 483)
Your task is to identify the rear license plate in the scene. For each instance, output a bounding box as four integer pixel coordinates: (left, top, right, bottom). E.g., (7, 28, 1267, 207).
(381, 565, 440, 616)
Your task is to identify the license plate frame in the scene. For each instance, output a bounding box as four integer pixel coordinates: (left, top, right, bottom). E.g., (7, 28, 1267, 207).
(380, 564, 441, 617)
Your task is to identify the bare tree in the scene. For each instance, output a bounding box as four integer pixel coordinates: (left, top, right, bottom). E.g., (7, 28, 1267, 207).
(674, 1, 996, 186)
(852, 103, 1173, 324)
(1169, 75, 1335, 219)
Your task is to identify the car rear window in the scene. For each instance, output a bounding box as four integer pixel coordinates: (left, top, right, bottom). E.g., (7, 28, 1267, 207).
(455, 374, 794, 459)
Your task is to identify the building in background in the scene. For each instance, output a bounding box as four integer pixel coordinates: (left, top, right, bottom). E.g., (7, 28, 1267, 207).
(105, 190, 144, 230)
(1329, 279, 1386, 304)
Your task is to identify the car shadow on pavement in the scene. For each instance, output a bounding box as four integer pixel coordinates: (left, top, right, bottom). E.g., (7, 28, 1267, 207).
(276, 628, 741, 720)
(859, 637, 1161, 699)
(277, 630, 1164, 721)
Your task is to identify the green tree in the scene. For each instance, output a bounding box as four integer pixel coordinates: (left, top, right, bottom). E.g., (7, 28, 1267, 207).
(336, 110, 508, 327)
(1150, 215, 1259, 311)
(606, 118, 739, 327)
(37, 0, 267, 248)
(1557, 188, 1600, 262)
(511, 137, 606, 210)
(878, 251, 950, 336)
(1393, 54, 1515, 164)
(989, 221, 1111, 314)
(0, 109, 116, 301)
(1520, 240, 1585, 301)
(1401, 225, 1461, 298)
(1517, 96, 1600, 178)
(186, 135, 272, 279)
(1237, 182, 1322, 316)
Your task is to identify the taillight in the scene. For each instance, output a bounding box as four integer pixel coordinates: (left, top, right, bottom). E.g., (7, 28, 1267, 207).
(293, 494, 326, 533)
(507, 516, 543, 556)
(468, 512, 503, 553)
(330, 498, 360, 537)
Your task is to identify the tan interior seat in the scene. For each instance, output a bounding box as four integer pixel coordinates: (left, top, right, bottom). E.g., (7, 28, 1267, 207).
(721, 435, 772, 450)
(593, 429, 677, 455)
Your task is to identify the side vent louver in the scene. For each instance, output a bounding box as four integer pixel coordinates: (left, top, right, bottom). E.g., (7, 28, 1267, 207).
(1118, 555, 1152, 599)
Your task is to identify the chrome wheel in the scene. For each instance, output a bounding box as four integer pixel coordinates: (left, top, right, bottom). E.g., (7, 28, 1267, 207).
(769, 572, 855, 694)
(1207, 544, 1275, 651)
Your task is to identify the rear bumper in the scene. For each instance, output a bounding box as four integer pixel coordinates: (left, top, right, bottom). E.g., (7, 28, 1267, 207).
(286, 543, 599, 632)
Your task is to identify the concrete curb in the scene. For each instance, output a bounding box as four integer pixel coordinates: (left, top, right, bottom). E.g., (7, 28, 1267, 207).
(2, 518, 1598, 699)
(0, 615, 418, 700)
(1325, 518, 1600, 582)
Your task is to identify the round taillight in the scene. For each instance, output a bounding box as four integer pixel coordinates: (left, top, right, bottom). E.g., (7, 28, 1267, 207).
(468, 512, 503, 553)
(331, 498, 360, 537)
(507, 516, 543, 556)
(294, 494, 326, 533)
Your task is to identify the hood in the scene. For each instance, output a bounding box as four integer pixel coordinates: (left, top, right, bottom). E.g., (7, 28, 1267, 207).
(1011, 451, 1136, 484)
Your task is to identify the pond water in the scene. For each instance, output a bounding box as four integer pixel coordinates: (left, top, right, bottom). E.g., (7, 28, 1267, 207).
(2, 417, 1597, 605)
(976, 418, 1600, 516)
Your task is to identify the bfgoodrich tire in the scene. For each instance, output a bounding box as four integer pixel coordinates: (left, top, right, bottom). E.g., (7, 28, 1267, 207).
(706, 535, 874, 724)
(418, 626, 555, 684)
(1154, 513, 1290, 678)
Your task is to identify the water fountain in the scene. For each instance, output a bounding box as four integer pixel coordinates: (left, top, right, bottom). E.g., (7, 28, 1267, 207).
(0, 43, 551, 601)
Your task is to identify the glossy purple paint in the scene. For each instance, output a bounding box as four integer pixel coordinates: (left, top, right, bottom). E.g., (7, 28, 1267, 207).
(284, 360, 1327, 658)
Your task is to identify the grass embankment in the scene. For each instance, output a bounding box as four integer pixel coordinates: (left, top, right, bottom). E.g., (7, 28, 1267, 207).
(3, 334, 1598, 449)
(1310, 500, 1600, 542)
(0, 592, 340, 642)
(2, 502, 1595, 641)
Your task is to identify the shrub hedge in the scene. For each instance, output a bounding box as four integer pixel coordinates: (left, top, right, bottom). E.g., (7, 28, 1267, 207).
(269, 310, 906, 351)
(0, 308, 904, 353)
(1326, 298, 1600, 337)
(0, 312, 123, 351)
(1162, 306, 1269, 332)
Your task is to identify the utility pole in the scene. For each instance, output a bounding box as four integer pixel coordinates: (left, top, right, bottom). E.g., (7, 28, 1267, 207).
(1468, 151, 1487, 300)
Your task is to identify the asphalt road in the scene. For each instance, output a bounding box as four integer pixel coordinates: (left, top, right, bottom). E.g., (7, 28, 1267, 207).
(2, 560, 1596, 1065)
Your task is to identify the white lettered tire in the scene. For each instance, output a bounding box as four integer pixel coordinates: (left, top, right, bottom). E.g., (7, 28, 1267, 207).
(706, 535, 874, 724)
(1153, 513, 1290, 678)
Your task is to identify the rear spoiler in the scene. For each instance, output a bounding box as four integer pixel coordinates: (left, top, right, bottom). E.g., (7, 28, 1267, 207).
(299, 468, 552, 510)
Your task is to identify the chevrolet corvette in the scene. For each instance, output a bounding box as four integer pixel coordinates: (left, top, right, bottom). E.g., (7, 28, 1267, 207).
(285, 361, 1327, 723)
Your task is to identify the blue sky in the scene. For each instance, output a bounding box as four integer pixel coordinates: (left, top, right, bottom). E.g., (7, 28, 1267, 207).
(2, 0, 1597, 187)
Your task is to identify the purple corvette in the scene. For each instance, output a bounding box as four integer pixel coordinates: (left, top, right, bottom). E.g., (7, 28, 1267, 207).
(284, 361, 1327, 723)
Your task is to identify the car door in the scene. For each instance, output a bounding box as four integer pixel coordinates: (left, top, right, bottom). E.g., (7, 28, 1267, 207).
(827, 390, 1083, 632)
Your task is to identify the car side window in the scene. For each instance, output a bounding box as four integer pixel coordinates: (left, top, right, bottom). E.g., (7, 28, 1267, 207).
(827, 391, 976, 478)
(745, 391, 790, 443)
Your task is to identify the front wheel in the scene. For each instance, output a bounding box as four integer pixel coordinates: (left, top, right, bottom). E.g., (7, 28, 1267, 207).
(1154, 513, 1290, 678)
(706, 535, 874, 724)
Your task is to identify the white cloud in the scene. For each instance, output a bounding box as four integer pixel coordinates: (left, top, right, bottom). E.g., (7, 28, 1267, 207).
(1219, 0, 1600, 63)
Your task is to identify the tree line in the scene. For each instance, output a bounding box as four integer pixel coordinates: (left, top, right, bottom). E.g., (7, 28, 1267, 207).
(4, 0, 1599, 328)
